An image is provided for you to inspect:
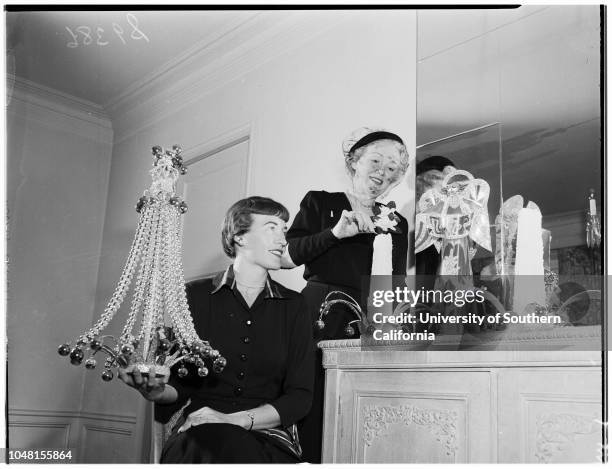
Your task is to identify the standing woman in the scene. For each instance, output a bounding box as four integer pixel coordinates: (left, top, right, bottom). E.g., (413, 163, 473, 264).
(284, 127, 410, 462)
(119, 197, 314, 463)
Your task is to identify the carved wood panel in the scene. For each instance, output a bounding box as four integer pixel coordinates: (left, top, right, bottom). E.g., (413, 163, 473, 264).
(498, 368, 602, 463)
(328, 369, 493, 463)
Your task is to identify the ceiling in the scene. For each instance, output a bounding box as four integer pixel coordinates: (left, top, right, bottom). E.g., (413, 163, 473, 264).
(6, 9, 256, 107)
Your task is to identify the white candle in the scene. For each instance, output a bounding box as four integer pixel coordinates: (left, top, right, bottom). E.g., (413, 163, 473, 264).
(513, 207, 546, 313)
(371, 233, 393, 275)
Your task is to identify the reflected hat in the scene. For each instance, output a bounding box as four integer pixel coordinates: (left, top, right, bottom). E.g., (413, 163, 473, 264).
(415, 155, 455, 175)
(342, 127, 405, 158)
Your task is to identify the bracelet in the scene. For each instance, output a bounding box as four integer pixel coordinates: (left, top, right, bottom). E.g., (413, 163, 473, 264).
(246, 411, 255, 431)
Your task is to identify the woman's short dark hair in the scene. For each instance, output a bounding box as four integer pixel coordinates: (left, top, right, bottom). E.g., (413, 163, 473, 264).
(221, 196, 290, 258)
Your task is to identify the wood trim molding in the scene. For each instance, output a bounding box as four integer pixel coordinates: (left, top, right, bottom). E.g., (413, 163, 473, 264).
(9, 76, 113, 145)
(109, 12, 346, 143)
(8, 408, 137, 425)
(103, 13, 258, 111)
(320, 338, 601, 369)
(181, 123, 251, 166)
(10, 76, 111, 127)
(82, 424, 133, 436)
(7, 421, 72, 448)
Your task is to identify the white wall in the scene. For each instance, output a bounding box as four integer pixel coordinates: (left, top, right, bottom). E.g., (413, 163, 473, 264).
(6, 80, 113, 452)
(85, 11, 417, 462)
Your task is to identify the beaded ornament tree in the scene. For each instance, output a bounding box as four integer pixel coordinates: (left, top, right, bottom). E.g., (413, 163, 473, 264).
(58, 145, 226, 381)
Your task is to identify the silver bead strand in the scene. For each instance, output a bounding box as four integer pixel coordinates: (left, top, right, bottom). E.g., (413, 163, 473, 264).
(88, 202, 149, 337)
(136, 202, 162, 345)
(172, 210, 199, 345)
(121, 204, 155, 342)
(141, 201, 165, 359)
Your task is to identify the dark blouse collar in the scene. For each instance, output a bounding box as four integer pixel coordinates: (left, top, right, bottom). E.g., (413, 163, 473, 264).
(211, 264, 285, 299)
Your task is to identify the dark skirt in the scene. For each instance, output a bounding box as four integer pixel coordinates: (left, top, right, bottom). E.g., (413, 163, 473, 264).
(160, 423, 300, 464)
(298, 280, 363, 464)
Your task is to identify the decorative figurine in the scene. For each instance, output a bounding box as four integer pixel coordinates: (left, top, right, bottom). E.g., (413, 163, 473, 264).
(414, 169, 491, 276)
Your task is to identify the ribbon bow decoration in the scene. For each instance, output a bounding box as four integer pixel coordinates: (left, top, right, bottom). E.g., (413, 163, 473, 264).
(415, 169, 491, 275)
(371, 201, 402, 234)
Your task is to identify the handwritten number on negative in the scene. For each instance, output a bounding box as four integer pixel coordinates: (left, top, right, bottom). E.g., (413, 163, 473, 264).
(76, 26, 93, 46)
(96, 27, 109, 46)
(112, 22, 127, 45)
(66, 14, 149, 47)
(65, 27, 79, 48)
(126, 14, 150, 43)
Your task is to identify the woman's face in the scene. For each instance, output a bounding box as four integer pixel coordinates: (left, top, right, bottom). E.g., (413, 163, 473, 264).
(351, 140, 403, 198)
(237, 214, 288, 270)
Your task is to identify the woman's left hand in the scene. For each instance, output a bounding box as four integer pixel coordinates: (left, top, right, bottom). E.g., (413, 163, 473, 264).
(177, 407, 236, 432)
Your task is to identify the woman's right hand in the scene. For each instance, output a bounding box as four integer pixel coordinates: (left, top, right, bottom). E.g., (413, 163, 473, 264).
(117, 364, 172, 403)
(331, 210, 375, 239)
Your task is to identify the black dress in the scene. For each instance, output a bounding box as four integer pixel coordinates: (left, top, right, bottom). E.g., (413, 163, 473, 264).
(155, 265, 314, 464)
(286, 190, 408, 463)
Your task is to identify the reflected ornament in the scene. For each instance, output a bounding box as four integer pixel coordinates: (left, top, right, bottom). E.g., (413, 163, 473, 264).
(58, 145, 226, 382)
(415, 169, 491, 277)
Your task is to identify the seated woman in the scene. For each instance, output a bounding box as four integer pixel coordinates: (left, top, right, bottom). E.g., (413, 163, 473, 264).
(118, 196, 314, 464)
(283, 127, 410, 463)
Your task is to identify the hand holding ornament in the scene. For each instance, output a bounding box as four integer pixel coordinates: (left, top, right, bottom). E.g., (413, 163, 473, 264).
(118, 364, 175, 404)
(332, 210, 375, 239)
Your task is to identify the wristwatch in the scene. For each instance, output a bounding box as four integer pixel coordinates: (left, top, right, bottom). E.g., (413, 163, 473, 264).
(246, 411, 255, 431)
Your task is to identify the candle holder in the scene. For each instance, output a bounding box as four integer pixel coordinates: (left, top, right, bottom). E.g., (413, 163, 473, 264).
(58, 145, 226, 381)
(586, 188, 601, 249)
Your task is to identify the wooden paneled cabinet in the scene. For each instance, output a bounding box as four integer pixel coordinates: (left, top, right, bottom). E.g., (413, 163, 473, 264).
(320, 330, 602, 463)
